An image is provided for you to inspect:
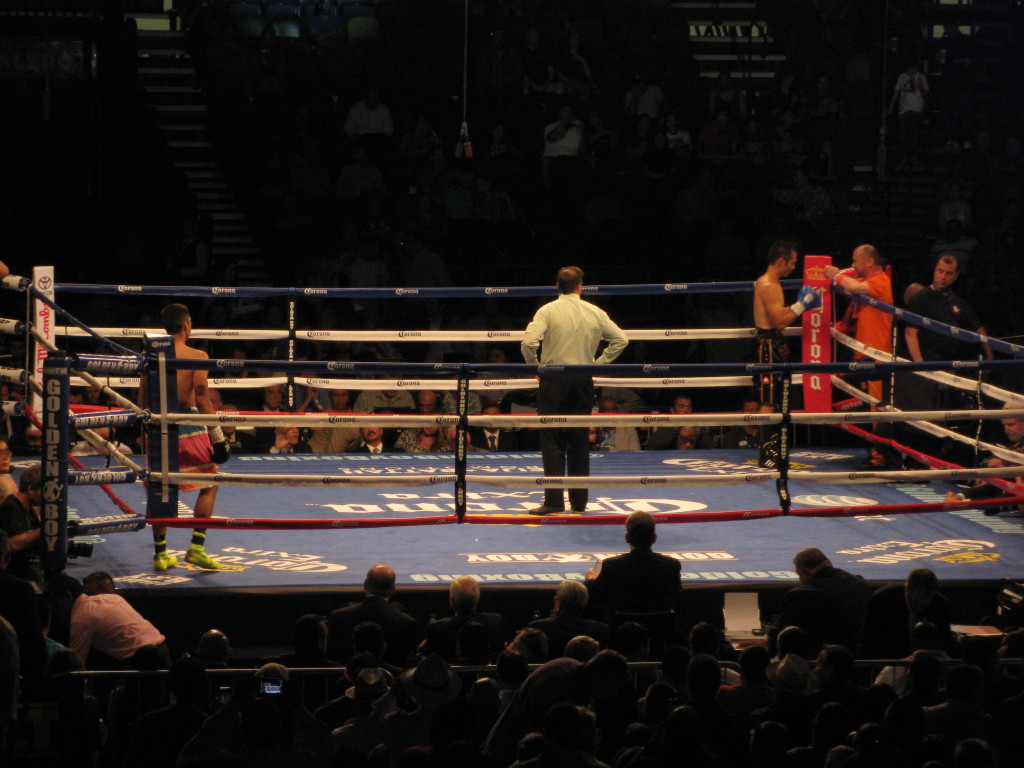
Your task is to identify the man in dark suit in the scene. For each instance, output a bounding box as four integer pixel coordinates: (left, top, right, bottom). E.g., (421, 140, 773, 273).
(861, 567, 952, 659)
(422, 575, 507, 662)
(773, 547, 871, 655)
(327, 564, 418, 666)
(347, 425, 394, 454)
(584, 511, 682, 621)
(470, 404, 521, 452)
(528, 579, 609, 659)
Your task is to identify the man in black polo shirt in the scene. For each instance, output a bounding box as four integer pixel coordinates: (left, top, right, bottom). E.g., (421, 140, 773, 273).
(901, 253, 992, 459)
(0, 463, 43, 588)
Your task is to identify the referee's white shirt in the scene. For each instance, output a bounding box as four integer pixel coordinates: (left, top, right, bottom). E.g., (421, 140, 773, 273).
(521, 292, 629, 366)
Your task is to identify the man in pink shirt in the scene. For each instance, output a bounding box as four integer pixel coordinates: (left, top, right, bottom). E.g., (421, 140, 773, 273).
(70, 571, 167, 666)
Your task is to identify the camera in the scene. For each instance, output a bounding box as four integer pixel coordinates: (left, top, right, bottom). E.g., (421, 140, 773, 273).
(67, 540, 94, 559)
(259, 679, 284, 695)
(218, 686, 232, 705)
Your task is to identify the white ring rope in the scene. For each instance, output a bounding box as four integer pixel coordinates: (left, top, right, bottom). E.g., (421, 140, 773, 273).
(832, 375, 1024, 467)
(58, 326, 804, 343)
(30, 327, 145, 415)
(68, 374, 800, 392)
(832, 329, 1024, 404)
(75, 428, 146, 473)
(159, 409, 1024, 430)
(154, 463, 1024, 490)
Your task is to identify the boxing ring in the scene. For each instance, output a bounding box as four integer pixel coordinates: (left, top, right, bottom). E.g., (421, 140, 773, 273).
(6, 262, 1024, 606)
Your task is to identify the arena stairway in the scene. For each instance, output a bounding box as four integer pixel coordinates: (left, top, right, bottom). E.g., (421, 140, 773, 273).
(129, 1, 271, 288)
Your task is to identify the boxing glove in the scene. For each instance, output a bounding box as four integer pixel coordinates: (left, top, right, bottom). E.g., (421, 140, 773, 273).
(833, 267, 857, 285)
(790, 286, 821, 316)
(209, 426, 231, 464)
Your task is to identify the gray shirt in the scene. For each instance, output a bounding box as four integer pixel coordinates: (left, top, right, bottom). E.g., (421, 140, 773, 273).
(521, 292, 628, 366)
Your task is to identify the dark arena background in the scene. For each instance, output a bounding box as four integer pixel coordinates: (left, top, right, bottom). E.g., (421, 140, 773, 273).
(3, 1, 1024, 767)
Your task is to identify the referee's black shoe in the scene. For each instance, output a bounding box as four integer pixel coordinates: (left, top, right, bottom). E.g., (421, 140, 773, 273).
(529, 506, 565, 516)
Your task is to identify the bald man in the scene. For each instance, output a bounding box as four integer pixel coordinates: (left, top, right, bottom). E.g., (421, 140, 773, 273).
(326, 564, 419, 666)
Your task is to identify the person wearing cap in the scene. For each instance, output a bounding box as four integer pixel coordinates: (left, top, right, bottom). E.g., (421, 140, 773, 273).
(332, 667, 393, 756)
(370, 653, 461, 754)
(752, 653, 818, 746)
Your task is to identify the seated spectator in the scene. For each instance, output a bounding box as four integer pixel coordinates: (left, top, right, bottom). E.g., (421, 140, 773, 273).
(585, 511, 682, 622)
(542, 103, 584, 187)
(423, 575, 506, 662)
(874, 624, 951, 699)
(395, 423, 452, 453)
(687, 653, 750, 765)
(719, 396, 766, 449)
(754, 653, 817, 748)
(812, 644, 866, 720)
(268, 426, 311, 454)
(307, 389, 360, 453)
(374, 654, 462, 755)
(591, 396, 640, 451)
(528, 580, 609, 659)
(0, 531, 47, 685)
(508, 627, 549, 665)
(772, 546, 870, 655)
(0, 440, 18, 500)
(194, 628, 232, 669)
(331, 667, 393, 757)
(335, 145, 387, 202)
(178, 663, 332, 766)
(471, 404, 521, 452)
(70, 426, 136, 457)
(650, 426, 715, 450)
(217, 404, 256, 454)
(929, 218, 979, 274)
(717, 644, 776, 721)
(41, 647, 104, 764)
(697, 108, 739, 161)
(645, 392, 695, 450)
(348, 424, 394, 454)
(772, 167, 835, 233)
(0, 463, 44, 586)
(122, 656, 209, 768)
(922, 664, 991, 748)
(961, 635, 1024, 712)
(353, 384, 413, 414)
(688, 621, 740, 684)
(343, 87, 393, 141)
(327, 564, 418, 667)
(862, 568, 952, 660)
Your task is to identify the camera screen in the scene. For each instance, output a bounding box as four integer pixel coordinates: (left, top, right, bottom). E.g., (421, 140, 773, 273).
(260, 680, 283, 695)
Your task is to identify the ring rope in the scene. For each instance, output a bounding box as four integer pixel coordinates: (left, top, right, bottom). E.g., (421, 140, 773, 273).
(833, 328, 1023, 402)
(836, 285, 1024, 358)
(54, 279, 804, 299)
(141, 493, 1024, 530)
(57, 326, 805, 343)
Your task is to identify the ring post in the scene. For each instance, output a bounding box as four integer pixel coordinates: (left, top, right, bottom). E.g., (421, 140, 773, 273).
(41, 354, 71, 574)
(802, 255, 832, 413)
(144, 334, 179, 521)
(32, 266, 56, 417)
(455, 367, 468, 522)
(777, 373, 792, 516)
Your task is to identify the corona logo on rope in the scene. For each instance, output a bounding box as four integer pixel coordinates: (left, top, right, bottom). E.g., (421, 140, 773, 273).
(398, 331, 422, 338)
(116, 285, 142, 293)
(642, 416, 670, 424)
(643, 365, 669, 372)
(539, 417, 567, 424)
(211, 287, 235, 294)
(395, 288, 419, 295)
(327, 362, 355, 371)
(487, 330, 512, 337)
(303, 288, 328, 295)
(663, 284, 687, 291)
(484, 288, 508, 295)
(215, 359, 245, 368)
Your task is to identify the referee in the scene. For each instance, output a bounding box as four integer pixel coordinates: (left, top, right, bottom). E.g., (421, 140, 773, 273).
(521, 266, 629, 515)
